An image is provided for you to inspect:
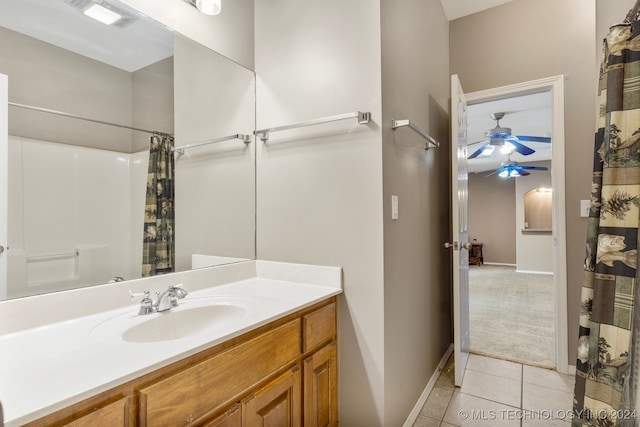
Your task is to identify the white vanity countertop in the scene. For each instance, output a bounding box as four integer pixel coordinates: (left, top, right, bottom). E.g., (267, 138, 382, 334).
(0, 260, 342, 426)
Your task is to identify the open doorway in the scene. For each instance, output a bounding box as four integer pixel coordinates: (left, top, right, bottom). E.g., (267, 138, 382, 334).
(463, 76, 568, 373)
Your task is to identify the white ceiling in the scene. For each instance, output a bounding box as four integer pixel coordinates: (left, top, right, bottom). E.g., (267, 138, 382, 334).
(0, 0, 173, 72)
(439, 0, 515, 21)
(467, 91, 552, 174)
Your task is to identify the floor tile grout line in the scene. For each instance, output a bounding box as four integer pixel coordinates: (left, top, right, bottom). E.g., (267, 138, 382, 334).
(440, 386, 457, 426)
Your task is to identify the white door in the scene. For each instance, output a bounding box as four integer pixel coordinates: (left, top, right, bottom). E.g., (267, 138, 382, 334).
(0, 74, 8, 299)
(449, 74, 470, 386)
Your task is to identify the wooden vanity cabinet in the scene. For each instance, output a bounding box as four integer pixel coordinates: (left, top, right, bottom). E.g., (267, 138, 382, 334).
(25, 297, 337, 427)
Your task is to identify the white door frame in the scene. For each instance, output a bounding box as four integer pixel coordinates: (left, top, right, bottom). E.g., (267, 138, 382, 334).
(465, 75, 568, 374)
(0, 73, 7, 300)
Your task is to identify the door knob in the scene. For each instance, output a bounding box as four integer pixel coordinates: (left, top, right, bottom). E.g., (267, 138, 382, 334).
(443, 242, 459, 250)
(461, 242, 472, 250)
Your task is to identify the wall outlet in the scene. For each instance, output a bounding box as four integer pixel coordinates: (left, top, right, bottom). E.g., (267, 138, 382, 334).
(580, 200, 590, 218)
(391, 195, 398, 220)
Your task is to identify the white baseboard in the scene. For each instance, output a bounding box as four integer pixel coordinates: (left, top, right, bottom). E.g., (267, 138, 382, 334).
(515, 269, 553, 275)
(402, 343, 454, 427)
(483, 262, 516, 267)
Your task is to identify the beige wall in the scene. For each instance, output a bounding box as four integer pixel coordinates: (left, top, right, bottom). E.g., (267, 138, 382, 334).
(450, 0, 597, 365)
(380, 0, 451, 424)
(132, 57, 174, 152)
(254, 0, 385, 424)
(0, 26, 174, 153)
(0, 27, 135, 152)
(255, 0, 451, 424)
(468, 172, 516, 264)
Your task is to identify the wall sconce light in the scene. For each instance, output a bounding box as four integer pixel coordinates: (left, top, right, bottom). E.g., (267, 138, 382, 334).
(184, 0, 221, 15)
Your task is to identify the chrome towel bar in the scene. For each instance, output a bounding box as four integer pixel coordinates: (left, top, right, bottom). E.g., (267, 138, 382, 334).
(391, 119, 439, 150)
(172, 133, 251, 154)
(255, 111, 371, 142)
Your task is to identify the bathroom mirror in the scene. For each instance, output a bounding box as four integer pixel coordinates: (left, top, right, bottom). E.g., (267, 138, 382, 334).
(0, 0, 256, 299)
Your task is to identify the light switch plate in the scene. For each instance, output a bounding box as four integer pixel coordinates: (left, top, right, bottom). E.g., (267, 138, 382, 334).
(580, 200, 590, 218)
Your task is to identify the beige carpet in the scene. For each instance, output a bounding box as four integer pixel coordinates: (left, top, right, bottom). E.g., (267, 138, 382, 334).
(469, 265, 555, 368)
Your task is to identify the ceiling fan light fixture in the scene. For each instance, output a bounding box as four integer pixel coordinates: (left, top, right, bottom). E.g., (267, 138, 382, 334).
(500, 142, 514, 154)
(481, 146, 495, 157)
(499, 168, 520, 178)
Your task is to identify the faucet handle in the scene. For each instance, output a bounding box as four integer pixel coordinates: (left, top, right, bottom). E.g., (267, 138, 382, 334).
(138, 291, 155, 315)
(129, 289, 150, 301)
(170, 284, 188, 299)
(129, 290, 144, 300)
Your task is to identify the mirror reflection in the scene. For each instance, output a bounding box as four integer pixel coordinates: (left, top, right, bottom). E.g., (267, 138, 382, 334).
(0, 0, 256, 300)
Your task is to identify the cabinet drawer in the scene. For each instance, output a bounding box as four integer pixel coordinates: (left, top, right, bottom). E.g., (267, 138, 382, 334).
(302, 302, 336, 353)
(138, 320, 300, 426)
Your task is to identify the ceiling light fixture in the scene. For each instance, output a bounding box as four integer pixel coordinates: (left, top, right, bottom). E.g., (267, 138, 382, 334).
(83, 3, 122, 25)
(197, 0, 221, 15)
(184, 0, 221, 15)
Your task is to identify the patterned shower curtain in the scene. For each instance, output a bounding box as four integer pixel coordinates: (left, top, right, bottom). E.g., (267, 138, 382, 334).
(142, 134, 175, 277)
(573, 22, 640, 427)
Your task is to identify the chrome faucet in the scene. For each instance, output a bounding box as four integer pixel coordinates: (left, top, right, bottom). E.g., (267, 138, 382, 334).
(132, 285, 188, 315)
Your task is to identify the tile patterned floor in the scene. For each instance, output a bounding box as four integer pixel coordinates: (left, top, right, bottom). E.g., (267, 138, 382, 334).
(413, 354, 575, 427)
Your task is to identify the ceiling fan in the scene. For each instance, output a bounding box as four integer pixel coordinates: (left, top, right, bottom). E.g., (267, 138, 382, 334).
(492, 157, 549, 178)
(468, 112, 551, 159)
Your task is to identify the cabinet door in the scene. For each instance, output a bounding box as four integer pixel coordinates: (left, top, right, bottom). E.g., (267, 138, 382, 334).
(203, 404, 241, 427)
(64, 397, 130, 427)
(303, 342, 337, 427)
(242, 367, 301, 427)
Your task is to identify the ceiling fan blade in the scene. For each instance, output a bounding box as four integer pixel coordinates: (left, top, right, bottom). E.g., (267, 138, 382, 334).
(514, 135, 551, 143)
(506, 139, 535, 156)
(468, 139, 489, 147)
(468, 143, 491, 159)
(520, 166, 549, 171)
(518, 170, 531, 176)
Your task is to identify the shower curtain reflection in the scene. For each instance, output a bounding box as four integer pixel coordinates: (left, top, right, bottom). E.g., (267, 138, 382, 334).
(142, 134, 175, 276)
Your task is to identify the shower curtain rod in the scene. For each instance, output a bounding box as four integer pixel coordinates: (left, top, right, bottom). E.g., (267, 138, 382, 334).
(8, 102, 174, 138)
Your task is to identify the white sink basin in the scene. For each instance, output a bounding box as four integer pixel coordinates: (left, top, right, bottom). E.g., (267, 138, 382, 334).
(122, 304, 247, 343)
(90, 297, 253, 343)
